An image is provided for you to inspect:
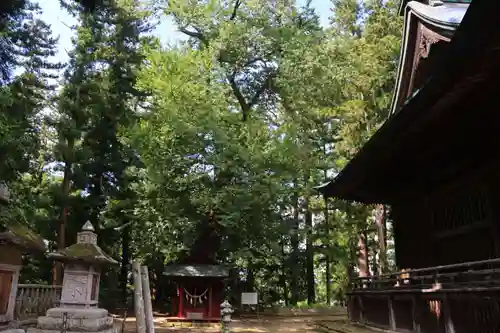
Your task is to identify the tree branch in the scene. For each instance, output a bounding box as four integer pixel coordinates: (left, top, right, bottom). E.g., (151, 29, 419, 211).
(227, 69, 277, 122)
(227, 72, 250, 120)
(229, 0, 242, 20)
(179, 26, 209, 47)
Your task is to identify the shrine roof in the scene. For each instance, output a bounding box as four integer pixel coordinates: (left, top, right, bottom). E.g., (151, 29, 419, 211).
(390, 1, 469, 115)
(317, 0, 497, 204)
(0, 221, 46, 252)
(398, 0, 472, 16)
(407, 2, 468, 26)
(164, 264, 230, 278)
(49, 243, 118, 265)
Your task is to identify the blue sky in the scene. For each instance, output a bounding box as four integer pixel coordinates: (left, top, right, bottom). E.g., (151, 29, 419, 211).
(37, 0, 332, 67)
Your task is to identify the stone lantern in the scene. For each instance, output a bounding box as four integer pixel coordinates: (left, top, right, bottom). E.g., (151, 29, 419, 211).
(220, 300, 233, 333)
(28, 221, 118, 333)
(0, 182, 10, 204)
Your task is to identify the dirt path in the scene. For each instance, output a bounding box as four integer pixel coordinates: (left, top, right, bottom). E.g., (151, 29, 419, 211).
(119, 312, 380, 333)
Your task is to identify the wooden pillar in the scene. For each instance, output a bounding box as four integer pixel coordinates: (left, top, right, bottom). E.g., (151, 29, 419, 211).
(0, 265, 21, 322)
(177, 284, 184, 318)
(358, 296, 365, 324)
(443, 296, 455, 333)
(412, 295, 421, 333)
(388, 296, 396, 331)
(208, 285, 212, 318)
(487, 183, 500, 257)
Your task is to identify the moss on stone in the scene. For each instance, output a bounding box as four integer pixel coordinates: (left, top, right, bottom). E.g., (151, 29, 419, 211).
(0, 220, 46, 252)
(49, 243, 118, 265)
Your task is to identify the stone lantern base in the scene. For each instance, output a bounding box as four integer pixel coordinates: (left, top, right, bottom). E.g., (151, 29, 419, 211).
(27, 308, 116, 333)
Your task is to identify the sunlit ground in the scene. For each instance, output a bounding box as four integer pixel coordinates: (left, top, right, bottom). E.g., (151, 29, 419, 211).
(116, 308, 380, 333)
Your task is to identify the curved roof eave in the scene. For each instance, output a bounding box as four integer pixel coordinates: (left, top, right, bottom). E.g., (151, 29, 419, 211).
(389, 2, 469, 116)
(409, 2, 468, 28)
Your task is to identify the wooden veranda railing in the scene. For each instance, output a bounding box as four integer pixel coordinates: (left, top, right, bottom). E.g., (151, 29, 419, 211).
(14, 284, 62, 321)
(348, 258, 500, 333)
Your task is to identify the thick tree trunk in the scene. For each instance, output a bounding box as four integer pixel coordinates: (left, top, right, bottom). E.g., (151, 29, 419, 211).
(121, 224, 130, 306)
(323, 195, 331, 305)
(305, 193, 315, 305)
(357, 231, 370, 277)
(290, 184, 300, 305)
(246, 265, 255, 292)
(281, 235, 289, 306)
(88, 174, 104, 243)
(371, 246, 378, 276)
(152, 254, 165, 310)
(375, 204, 388, 275)
(54, 158, 72, 285)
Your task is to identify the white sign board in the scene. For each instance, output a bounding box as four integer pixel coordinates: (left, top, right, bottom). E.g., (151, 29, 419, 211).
(241, 292, 258, 305)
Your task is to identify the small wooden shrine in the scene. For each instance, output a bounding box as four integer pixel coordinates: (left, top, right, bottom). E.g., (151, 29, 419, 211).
(164, 217, 229, 321)
(0, 183, 46, 323)
(318, 1, 500, 332)
(164, 264, 229, 321)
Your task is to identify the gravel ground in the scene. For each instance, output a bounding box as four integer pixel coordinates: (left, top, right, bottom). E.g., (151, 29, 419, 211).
(117, 310, 381, 333)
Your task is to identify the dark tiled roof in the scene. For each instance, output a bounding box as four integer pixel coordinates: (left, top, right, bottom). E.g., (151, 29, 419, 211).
(317, 0, 498, 203)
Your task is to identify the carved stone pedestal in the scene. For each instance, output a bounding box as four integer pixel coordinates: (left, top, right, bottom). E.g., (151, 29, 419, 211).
(27, 308, 115, 333)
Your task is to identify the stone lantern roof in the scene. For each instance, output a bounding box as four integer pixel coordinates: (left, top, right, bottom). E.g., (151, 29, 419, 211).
(49, 221, 118, 265)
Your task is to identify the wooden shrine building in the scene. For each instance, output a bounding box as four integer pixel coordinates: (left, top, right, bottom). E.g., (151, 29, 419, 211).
(163, 218, 229, 321)
(318, 1, 500, 332)
(164, 264, 229, 321)
(0, 183, 46, 323)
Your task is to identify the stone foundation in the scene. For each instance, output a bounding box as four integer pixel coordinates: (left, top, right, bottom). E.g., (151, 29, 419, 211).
(1, 329, 25, 333)
(27, 308, 116, 333)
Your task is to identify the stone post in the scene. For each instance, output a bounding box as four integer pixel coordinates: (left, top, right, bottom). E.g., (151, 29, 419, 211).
(133, 262, 146, 333)
(141, 266, 154, 333)
(220, 300, 233, 333)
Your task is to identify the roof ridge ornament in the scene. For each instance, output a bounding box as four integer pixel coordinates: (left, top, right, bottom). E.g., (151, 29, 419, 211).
(429, 0, 443, 6)
(82, 221, 95, 232)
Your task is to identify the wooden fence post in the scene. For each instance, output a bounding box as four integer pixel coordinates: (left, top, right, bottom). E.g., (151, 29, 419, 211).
(133, 262, 146, 333)
(141, 266, 155, 333)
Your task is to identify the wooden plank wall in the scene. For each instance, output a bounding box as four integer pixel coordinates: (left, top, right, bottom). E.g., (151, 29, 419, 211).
(392, 165, 499, 270)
